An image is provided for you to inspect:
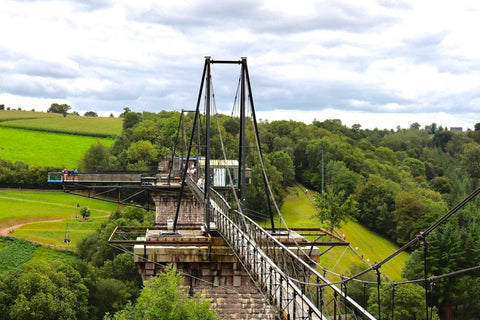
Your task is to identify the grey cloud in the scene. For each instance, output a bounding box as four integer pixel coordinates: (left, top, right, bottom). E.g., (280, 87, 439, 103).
(376, 0, 412, 10)
(13, 0, 112, 11)
(129, 1, 396, 35)
(217, 70, 413, 114)
(381, 32, 448, 66)
(404, 32, 447, 47)
(435, 58, 480, 74)
(15, 59, 79, 79)
(0, 75, 67, 98)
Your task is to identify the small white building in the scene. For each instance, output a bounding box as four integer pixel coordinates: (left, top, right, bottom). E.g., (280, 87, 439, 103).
(198, 159, 251, 187)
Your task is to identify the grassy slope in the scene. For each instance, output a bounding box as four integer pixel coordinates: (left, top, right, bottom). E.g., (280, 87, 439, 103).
(279, 183, 409, 280)
(0, 110, 121, 168)
(0, 115, 122, 138)
(0, 110, 56, 120)
(0, 110, 122, 135)
(14, 218, 109, 247)
(0, 112, 121, 264)
(0, 236, 77, 275)
(0, 127, 114, 168)
(0, 189, 118, 249)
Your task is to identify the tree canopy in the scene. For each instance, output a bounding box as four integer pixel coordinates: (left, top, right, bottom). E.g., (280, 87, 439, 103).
(106, 266, 220, 320)
(47, 103, 71, 117)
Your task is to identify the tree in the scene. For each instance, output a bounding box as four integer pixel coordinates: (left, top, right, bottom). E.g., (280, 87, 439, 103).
(106, 266, 220, 320)
(0, 261, 89, 320)
(402, 219, 480, 318)
(0, 104, 4, 110)
(344, 263, 376, 308)
(90, 278, 132, 318)
(475, 123, 480, 131)
(325, 160, 363, 196)
(84, 111, 98, 117)
(460, 143, 480, 178)
(425, 122, 438, 134)
(119, 107, 131, 118)
(402, 157, 426, 178)
(245, 157, 284, 220)
(314, 186, 359, 232)
(368, 283, 439, 320)
(47, 103, 71, 117)
(269, 151, 295, 187)
(78, 141, 114, 171)
(410, 122, 421, 130)
(80, 207, 90, 220)
(126, 140, 158, 170)
(393, 192, 428, 244)
(355, 177, 398, 240)
(122, 112, 141, 130)
(428, 176, 452, 194)
(432, 131, 453, 151)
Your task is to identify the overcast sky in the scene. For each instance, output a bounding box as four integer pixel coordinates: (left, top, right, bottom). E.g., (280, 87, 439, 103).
(0, 0, 479, 130)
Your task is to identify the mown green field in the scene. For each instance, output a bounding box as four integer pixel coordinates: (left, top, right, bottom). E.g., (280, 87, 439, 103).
(0, 236, 77, 275)
(0, 127, 114, 168)
(13, 217, 109, 248)
(0, 115, 122, 138)
(0, 237, 39, 275)
(0, 110, 56, 120)
(279, 184, 409, 281)
(0, 189, 118, 249)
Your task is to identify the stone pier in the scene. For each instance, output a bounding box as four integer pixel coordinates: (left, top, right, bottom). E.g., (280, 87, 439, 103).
(133, 228, 278, 319)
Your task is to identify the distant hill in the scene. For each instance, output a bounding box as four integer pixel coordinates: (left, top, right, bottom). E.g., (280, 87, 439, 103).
(0, 110, 122, 168)
(0, 189, 118, 249)
(0, 110, 122, 138)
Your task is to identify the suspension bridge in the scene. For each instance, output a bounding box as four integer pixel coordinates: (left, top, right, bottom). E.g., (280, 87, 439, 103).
(49, 57, 480, 320)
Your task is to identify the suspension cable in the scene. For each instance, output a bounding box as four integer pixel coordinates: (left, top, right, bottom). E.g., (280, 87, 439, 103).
(423, 238, 429, 320)
(346, 185, 480, 282)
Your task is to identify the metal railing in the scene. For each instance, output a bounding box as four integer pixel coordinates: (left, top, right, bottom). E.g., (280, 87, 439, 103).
(186, 177, 376, 319)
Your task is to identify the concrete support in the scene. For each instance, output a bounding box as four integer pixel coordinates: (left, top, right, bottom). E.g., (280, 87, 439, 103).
(133, 231, 278, 319)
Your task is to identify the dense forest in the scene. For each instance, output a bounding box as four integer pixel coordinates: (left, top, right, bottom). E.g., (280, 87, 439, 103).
(0, 207, 219, 320)
(2, 109, 480, 318)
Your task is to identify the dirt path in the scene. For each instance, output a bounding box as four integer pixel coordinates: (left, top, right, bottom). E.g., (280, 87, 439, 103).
(0, 195, 112, 213)
(0, 224, 24, 236)
(0, 214, 112, 237)
(0, 194, 113, 237)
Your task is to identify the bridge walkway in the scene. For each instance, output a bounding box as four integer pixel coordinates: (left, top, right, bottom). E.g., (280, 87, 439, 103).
(185, 176, 376, 320)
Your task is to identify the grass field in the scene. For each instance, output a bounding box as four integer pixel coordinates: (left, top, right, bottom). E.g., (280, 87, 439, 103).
(279, 184, 409, 281)
(0, 189, 118, 249)
(0, 115, 122, 138)
(0, 110, 56, 120)
(0, 237, 39, 275)
(13, 217, 109, 248)
(0, 236, 77, 275)
(0, 127, 114, 168)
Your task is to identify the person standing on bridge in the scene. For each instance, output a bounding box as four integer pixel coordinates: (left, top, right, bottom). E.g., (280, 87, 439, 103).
(197, 176, 205, 189)
(188, 164, 196, 178)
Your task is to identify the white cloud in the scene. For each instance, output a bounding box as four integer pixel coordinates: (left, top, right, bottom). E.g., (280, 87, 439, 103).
(0, 0, 479, 129)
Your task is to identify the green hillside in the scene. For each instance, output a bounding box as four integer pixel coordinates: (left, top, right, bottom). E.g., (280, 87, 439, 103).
(0, 236, 77, 275)
(0, 127, 115, 168)
(0, 110, 121, 168)
(0, 110, 57, 120)
(0, 112, 122, 138)
(0, 189, 118, 249)
(279, 184, 409, 280)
